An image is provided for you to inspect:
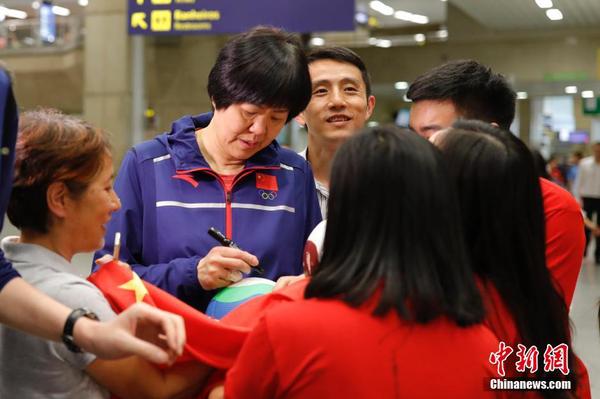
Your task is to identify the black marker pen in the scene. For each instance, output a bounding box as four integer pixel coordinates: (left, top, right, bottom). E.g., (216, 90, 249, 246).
(208, 227, 264, 275)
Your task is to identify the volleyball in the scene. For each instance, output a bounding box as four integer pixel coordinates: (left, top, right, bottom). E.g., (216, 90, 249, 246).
(206, 277, 276, 319)
(303, 220, 327, 276)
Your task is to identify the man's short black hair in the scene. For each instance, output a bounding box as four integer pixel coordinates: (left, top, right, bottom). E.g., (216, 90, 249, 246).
(307, 46, 372, 97)
(406, 60, 516, 130)
(207, 26, 311, 122)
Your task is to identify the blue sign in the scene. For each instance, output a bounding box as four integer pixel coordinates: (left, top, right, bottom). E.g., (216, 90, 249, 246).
(128, 0, 355, 36)
(40, 1, 56, 43)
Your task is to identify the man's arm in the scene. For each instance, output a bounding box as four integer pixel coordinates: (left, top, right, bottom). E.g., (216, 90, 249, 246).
(0, 276, 185, 364)
(540, 178, 585, 307)
(0, 276, 67, 342)
(572, 160, 585, 203)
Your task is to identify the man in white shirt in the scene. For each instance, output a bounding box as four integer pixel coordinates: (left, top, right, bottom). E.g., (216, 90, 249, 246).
(574, 142, 600, 263)
(296, 47, 376, 217)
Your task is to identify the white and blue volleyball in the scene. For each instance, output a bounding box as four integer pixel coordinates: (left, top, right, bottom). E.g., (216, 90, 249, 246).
(206, 277, 275, 319)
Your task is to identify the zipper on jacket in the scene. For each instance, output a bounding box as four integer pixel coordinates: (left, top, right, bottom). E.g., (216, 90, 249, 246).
(224, 166, 279, 240)
(225, 190, 233, 238)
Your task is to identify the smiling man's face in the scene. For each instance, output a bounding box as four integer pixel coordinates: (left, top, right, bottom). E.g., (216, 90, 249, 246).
(296, 59, 375, 144)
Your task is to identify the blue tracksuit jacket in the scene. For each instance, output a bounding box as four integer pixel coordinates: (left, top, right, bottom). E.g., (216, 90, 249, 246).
(0, 69, 21, 290)
(94, 113, 322, 310)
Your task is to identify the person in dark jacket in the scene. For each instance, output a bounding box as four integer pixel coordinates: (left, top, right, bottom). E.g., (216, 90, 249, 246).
(94, 27, 322, 311)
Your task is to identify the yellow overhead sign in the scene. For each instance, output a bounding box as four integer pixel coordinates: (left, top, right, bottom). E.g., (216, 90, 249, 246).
(130, 12, 147, 30)
(128, 0, 354, 35)
(151, 10, 172, 31)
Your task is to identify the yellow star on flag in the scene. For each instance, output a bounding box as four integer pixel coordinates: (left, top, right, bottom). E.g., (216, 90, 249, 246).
(118, 272, 149, 303)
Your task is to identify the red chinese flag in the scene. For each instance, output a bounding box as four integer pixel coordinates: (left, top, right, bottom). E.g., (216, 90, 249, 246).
(88, 260, 249, 369)
(255, 173, 278, 191)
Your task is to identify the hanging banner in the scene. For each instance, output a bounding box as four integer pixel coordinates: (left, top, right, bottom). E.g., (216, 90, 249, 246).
(128, 0, 355, 36)
(40, 1, 56, 43)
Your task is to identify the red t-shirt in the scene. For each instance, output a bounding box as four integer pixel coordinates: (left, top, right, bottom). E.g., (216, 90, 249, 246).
(225, 296, 502, 399)
(540, 178, 585, 306)
(220, 174, 235, 192)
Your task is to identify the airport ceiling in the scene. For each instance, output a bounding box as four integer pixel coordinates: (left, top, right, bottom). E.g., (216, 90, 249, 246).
(0, 0, 85, 17)
(2, 0, 600, 31)
(356, 0, 600, 31)
(451, 0, 600, 30)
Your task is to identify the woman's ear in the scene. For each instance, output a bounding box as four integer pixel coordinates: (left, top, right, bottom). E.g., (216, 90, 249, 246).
(46, 181, 69, 219)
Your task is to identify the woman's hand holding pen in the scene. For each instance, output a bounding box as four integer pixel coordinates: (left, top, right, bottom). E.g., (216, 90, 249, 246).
(196, 246, 259, 290)
(94, 254, 132, 269)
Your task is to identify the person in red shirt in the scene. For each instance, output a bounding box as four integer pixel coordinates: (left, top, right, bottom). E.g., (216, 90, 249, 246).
(433, 120, 588, 398)
(223, 126, 503, 398)
(407, 60, 585, 307)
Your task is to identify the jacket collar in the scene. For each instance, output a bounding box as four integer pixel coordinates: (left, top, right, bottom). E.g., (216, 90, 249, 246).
(164, 113, 282, 172)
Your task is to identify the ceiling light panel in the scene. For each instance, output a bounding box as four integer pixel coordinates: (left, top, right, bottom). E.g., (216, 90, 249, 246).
(0, 6, 27, 19)
(535, 0, 553, 9)
(565, 86, 578, 94)
(581, 91, 594, 98)
(545, 8, 563, 20)
(369, 1, 394, 16)
(52, 5, 71, 16)
(394, 10, 429, 24)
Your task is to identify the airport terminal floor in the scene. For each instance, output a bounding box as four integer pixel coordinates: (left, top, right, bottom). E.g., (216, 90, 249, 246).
(570, 256, 600, 398)
(572, 254, 600, 397)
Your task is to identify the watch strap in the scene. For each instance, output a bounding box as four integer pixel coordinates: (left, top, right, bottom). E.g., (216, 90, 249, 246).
(61, 307, 99, 353)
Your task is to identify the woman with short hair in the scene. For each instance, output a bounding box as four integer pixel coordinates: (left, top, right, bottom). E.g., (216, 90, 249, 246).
(94, 26, 321, 311)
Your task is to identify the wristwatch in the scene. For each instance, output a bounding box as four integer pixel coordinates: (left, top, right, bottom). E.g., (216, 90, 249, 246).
(61, 307, 99, 353)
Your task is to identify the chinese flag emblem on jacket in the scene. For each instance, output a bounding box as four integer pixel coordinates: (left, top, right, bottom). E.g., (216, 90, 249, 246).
(88, 260, 250, 369)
